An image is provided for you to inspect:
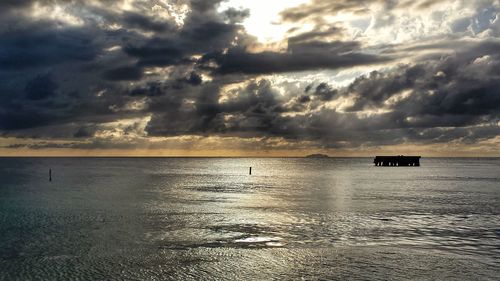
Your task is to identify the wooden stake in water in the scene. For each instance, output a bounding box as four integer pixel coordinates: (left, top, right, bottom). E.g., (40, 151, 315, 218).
(49, 169, 52, 182)
(249, 167, 252, 175)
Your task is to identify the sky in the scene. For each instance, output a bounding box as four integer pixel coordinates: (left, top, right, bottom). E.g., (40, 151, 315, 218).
(0, 0, 499, 157)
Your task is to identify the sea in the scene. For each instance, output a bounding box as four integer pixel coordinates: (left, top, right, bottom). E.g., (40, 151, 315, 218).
(0, 157, 499, 280)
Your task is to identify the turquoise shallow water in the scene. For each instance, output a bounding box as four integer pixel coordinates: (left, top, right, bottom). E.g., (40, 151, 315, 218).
(0, 157, 499, 280)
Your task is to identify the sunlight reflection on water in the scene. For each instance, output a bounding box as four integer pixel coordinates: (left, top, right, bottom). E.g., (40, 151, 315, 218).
(0, 157, 499, 280)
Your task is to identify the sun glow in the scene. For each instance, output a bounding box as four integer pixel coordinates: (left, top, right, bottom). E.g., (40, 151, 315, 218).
(219, 0, 310, 43)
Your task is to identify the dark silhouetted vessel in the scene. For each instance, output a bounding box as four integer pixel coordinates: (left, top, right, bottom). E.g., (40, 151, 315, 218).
(374, 156, 421, 166)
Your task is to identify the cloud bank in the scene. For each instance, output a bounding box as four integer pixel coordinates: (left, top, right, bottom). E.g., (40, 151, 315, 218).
(0, 0, 498, 155)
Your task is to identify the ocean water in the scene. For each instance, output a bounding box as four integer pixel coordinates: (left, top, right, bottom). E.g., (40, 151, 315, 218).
(0, 157, 499, 280)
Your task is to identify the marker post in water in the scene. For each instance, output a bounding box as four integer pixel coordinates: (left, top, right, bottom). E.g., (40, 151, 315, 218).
(249, 167, 252, 175)
(49, 169, 52, 182)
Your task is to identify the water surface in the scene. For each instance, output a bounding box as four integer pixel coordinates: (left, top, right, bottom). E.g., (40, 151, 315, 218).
(0, 157, 499, 280)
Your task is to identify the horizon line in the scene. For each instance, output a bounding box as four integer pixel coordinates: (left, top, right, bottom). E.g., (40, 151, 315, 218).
(1, 155, 499, 158)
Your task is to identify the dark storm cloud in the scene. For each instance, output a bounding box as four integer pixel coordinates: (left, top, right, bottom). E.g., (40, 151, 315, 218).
(0, 0, 499, 151)
(129, 82, 165, 97)
(297, 46, 500, 146)
(309, 83, 338, 101)
(223, 7, 250, 23)
(123, 42, 184, 67)
(287, 26, 344, 43)
(189, 0, 224, 13)
(121, 11, 173, 33)
(144, 39, 500, 147)
(281, 1, 364, 22)
(0, 111, 53, 131)
(174, 72, 203, 87)
(73, 126, 95, 138)
(343, 41, 500, 124)
(205, 42, 387, 75)
(145, 79, 291, 137)
(0, 22, 99, 70)
(0, 0, 245, 134)
(25, 73, 58, 100)
(0, 0, 48, 10)
(279, 0, 443, 22)
(124, 20, 246, 68)
(103, 65, 143, 81)
(200, 22, 389, 74)
(115, 0, 251, 68)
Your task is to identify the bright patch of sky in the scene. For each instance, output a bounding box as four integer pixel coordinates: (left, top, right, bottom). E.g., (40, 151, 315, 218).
(219, 0, 309, 42)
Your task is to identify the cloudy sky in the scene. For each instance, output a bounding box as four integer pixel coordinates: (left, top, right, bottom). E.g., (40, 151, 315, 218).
(0, 0, 499, 156)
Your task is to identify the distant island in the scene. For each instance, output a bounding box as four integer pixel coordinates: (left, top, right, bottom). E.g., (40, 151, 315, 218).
(305, 154, 330, 158)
